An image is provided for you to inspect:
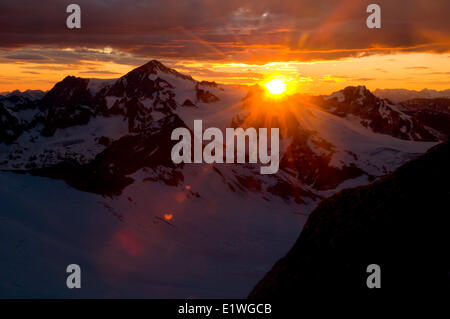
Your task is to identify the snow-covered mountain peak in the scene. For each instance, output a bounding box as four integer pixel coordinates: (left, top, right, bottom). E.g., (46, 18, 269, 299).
(124, 59, 195, 83)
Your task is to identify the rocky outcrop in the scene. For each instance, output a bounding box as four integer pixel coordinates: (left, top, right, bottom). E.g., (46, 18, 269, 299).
(400, 98, 450, 141)
(40, 76, 94, 136)
(0, 103, 23, 144)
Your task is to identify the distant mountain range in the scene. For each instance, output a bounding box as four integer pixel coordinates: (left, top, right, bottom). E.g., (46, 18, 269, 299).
(374, 88, 450, 103)
(0, 89, 46, 102)
(4, 86, 450, 104)
(0, 60, 448, 297)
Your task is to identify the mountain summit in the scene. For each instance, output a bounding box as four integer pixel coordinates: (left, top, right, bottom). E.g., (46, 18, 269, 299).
(128, 60, 195, 82)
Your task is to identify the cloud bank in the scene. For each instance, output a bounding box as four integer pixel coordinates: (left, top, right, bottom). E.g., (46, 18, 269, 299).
(0, 0, 448, 64)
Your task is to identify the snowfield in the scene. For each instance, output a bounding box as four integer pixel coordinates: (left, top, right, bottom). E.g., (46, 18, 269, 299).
(0, 171, 307, 298)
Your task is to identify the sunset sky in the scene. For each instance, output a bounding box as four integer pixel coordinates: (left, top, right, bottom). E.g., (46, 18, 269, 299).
(0, 0, 449, 94)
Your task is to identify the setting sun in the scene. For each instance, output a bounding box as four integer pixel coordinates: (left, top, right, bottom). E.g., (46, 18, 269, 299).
(265, 79, 287, 95)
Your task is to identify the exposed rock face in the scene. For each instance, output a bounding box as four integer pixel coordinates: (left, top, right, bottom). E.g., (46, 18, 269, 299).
(196, 83, 221, 103)
(400, 98, 450, 141)
(0, 103, 22, 144)
(40, 76, 94, 136)
(28, 114, 187, 196)
(0, 90, 44, 143)
(249, 142, 449, 298)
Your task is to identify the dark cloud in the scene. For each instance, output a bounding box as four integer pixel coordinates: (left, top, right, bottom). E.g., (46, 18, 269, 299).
(353, 78, 375, 81)
(0, 0, 448, 64)
(4, 53, 48, 60)
(79, 70, 121, 75)
(425, 71, 450, 75)
(404, 66, 430, 70)
(21, 71, 40, 74)
(0, 47, 148, 66)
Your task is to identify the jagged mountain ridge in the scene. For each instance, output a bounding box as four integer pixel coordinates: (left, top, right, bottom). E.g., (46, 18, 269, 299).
(374, 88, 450, 103)
(316, 86, 441, 141)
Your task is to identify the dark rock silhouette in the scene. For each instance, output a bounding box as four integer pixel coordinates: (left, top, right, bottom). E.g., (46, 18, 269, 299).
(249, 142, 449, 298)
